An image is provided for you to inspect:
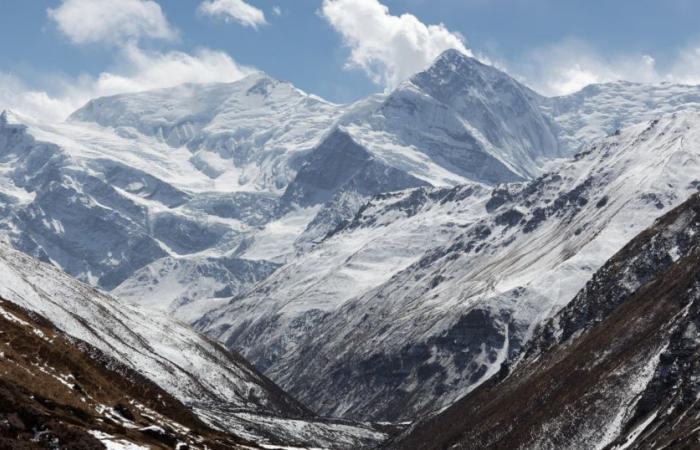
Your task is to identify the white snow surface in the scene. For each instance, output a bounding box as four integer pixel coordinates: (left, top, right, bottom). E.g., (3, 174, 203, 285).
(4, 50, 700, 422)
(200, 111, 700, 419)
(69, 74, 345, 195)
(0, 244, 284, 411)
(88, 431, 149, 450)
(0, 244, 387, 447)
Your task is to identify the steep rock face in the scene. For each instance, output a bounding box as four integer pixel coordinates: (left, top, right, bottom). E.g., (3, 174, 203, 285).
(0, 244, 389, 449)
(278, 130, 431, 247)
(281, 130, 429, 208)
(391, 194, 700, 450)
(0, 114, 169, 290)
(340, 50, 559, 185)
(0, 113, 277, 328)
(408, 49, 560, 175)
(200, 112, 700, 421)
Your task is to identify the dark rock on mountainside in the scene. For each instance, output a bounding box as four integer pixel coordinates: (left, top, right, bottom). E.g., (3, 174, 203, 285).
(280, 130, 429, 209)
(390, 193, 700, 449)
(0, 298, 254, 449)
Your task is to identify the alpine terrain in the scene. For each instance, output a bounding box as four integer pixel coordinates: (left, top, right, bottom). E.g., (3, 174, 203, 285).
(391, 192, 700, 449)
(3, 41, 700, 449)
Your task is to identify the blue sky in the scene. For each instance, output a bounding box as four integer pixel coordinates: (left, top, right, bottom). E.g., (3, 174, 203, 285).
(2, 0, 700, 121)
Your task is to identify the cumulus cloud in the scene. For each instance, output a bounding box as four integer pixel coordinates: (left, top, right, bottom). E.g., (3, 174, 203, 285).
(0, 45, 253, 123)
(198, 0, 267, 29)
(320, 0, 471, 88)
(0, 0, 256, 122)
(47, 0, 177, 45)
(318, 0, 700, 96)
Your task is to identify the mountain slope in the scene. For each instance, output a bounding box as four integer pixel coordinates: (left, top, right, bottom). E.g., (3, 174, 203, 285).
(0, 298, 255, 449)
(543, 80, 700, 150)
(69, 74, 345, 194)
(2, 52, 563, 321)
(391, 192, 700, 450)
(0, 243, 389, 448)
(199, 112, 700, 421)
(4, 50, 700, 322)
(5, 48, 700, 431)
(340, 49, 559, 185)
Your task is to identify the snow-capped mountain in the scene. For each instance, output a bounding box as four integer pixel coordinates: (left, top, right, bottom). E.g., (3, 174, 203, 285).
(69, 74, 344, 194)
(198, 111, 700, 421)
(543, 80, 700, 151)
(4, 47, 700, 433)
(3, 49, 700, 321)
(391, 192, 700, 449)
(340, 49, 560, 185)
(0, 51, 562, 323)
(0, 243, 389, 448)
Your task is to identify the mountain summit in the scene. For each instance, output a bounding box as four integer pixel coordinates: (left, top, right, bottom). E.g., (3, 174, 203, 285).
(410, 49, 561, 174)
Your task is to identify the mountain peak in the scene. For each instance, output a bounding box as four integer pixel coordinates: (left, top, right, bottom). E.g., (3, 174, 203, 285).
(407, 48, 529, 104)
(419, 48, 489, 80)
(434, 47, 475, 64)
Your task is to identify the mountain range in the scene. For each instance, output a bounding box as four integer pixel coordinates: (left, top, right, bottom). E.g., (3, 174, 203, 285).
(3, 48, 700, 448)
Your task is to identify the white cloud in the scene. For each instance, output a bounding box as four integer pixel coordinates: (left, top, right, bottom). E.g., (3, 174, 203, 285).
(668, 46, 700, 86)
(198, 0, 267, 29)
(512, 38, 700, 96)
(318, 0, 700, 96)
(0, 45, 253, 123)
(514, 39, 662, 96)
(1, 0, 256, 123)
(47, 0, 177, 46)
(92, 43, 253, 94)
(272, 6, 282, 17)
(320, 0, 471, 88)
(3, 1, 254, 123)
(0, 73, 77, 123)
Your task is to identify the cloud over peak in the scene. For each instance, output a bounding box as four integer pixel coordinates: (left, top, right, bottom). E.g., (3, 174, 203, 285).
(2, 1, 255, 123)
(514, 38, 700, 96)
(320, 0, 471, 89)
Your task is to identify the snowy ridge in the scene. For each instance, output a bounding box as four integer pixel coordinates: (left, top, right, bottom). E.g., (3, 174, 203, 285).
(390, 192, 700, 449)
(69, 73, 344, 194)
(199, 111, 700, 420)
(3, 51, 700, 319)
(3, 48, 700, 430)
(0, 243, 389, 448)
(543, 80, 700, 150)
(339, 49, 560, 185)
(0, 244, 304, 414)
